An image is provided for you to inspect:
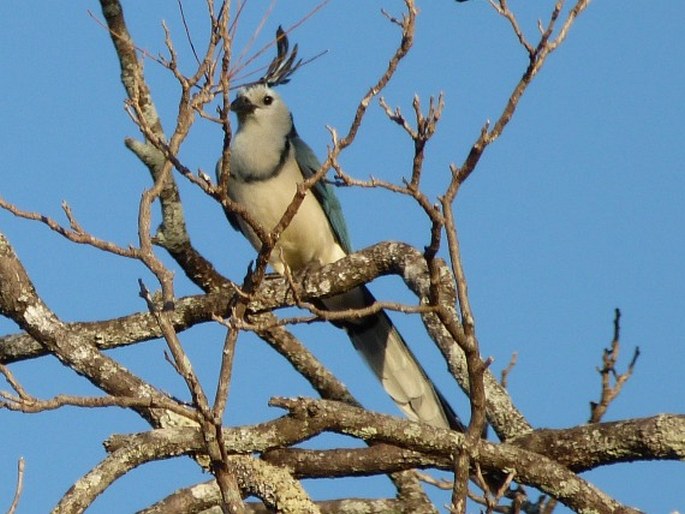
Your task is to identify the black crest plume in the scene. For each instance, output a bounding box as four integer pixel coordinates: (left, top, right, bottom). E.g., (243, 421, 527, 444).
(262, 26, 303, 86)
(240, 26, 303, 89)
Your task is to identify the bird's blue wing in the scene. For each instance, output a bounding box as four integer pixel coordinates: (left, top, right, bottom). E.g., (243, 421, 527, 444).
(290, 130, 353, 254)
(215, 159, 243, 233)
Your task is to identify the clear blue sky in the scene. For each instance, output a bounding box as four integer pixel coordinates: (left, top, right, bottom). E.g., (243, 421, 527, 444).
(1, 1, 683, 512)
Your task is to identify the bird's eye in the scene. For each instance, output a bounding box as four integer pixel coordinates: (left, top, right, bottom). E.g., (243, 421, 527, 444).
(263, 95, 273, 105)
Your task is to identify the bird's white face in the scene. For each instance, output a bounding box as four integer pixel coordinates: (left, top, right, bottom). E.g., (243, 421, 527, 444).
(231, 84, 291, 133)
(228, 83, 295, 181)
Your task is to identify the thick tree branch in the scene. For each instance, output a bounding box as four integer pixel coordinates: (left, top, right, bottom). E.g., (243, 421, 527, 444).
(260, 413, 685, 478)
(2, 240, 527, 440)
(98, 410, 682, 512)
(55, 429, 319, 514)
(271, 398, 642, 514)
(140, 480, 401, 514)
(509, 414, 685, 473)
(0, 289, 231, 364)
(99, 399, 661, 513)
(263, 444, 444, 478)
(0, 232, 195, 428)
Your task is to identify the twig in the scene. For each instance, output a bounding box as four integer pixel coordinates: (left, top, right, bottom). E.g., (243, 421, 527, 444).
(0, 196, 139, 259)
(589, 308, 640, 423)
(138, 276, 245, 513)
(212, 262, 249, 423)
(437, 4, 591, 509)
(177, 0, 201, 66)
(237, 298, 435, 332)
(455, 0, 592, 187)
(501, 352, 518, 389)
(337, 0, 417, 149)
(1, 360, 182, 415)
(6, 457, 24, 514)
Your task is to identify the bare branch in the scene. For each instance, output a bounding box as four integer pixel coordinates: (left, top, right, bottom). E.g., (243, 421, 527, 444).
(509, 414, 685, 473)
(57, 425, 319, 514)
(101, 0, 228, 294)
(0, 288, 233, 365)
(589, 308, 640, 423)
(0, 196, 139, 259)
(5, 2, 667, 512)
(337, 0, 417, 149)
(0, 364, 189, 416)
(176, 0, 202, 66)
(140, 481, 401, 514)
(454, 0, 592, 187)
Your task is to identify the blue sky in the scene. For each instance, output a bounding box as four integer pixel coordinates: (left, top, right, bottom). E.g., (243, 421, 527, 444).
(1, 1, 683, 512)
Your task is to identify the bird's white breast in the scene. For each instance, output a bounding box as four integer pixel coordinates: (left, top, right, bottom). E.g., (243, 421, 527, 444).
(228, 148, 346, 274)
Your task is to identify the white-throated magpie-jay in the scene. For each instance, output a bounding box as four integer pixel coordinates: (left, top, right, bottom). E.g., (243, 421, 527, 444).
(224, 83, 461, 430)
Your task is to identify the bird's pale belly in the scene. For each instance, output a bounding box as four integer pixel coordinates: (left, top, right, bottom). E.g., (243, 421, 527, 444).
(230, 171, 345, 274)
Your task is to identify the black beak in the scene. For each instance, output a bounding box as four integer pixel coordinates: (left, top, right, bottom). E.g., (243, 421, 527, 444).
(230, 95, 256, 114)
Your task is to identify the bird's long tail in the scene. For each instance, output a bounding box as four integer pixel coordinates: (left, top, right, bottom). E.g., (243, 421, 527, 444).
(321, 286, 464, 431)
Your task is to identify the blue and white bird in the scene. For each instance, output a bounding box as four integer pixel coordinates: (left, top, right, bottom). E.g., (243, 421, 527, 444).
(225, 83, 461, 430)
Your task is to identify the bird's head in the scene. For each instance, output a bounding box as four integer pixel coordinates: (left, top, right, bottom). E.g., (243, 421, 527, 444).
(231, 84, 292, 135)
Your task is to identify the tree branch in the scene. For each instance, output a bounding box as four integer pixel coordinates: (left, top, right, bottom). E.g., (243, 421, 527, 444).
(0, 232, 195, 428)
(271, 397, 643, 514)
(62, 425, 321, 514)
(2, 240, 528, 440)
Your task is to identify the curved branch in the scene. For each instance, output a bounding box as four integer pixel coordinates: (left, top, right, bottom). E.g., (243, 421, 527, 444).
(56, 425, 320, 514)
(52, 432, 192, 514)
(140, 480, 400, 514)
(99, 411, 679, 512)
(272, 397, 643, 514)
(337, 0, 417, 149)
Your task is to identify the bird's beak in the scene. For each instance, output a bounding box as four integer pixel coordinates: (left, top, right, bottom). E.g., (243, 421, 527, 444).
(230, 95, 256, 114)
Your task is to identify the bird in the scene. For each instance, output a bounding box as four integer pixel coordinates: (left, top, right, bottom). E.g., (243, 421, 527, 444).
(223, 83, 463, 430)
